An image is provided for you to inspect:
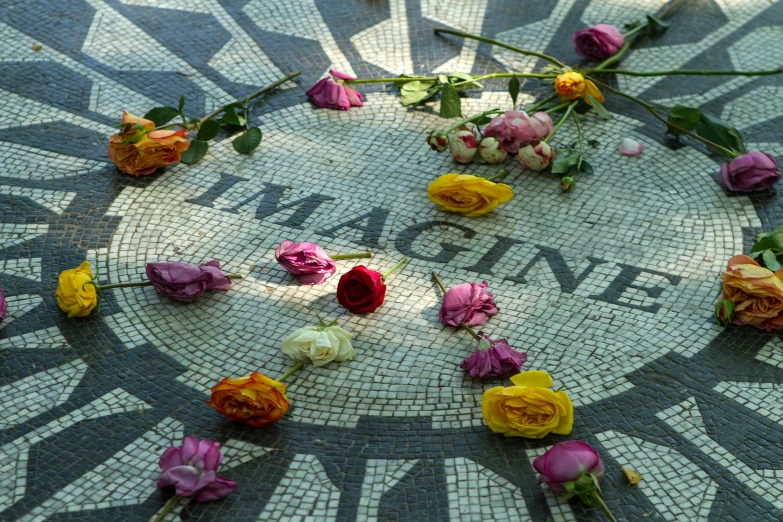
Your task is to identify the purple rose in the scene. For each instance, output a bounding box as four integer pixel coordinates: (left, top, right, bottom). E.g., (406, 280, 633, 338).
(306, 70, 363, 111)
(533, 440, 605, 494)
(0, 288, 6, 321)
(484, 111, 553, 154)
(157, 436, 237, 502)
(146, 260, 232, 302)
(439, 282, 499, 327)
(460, 333, 526, 379)
(572, 24, 625, 60)
(275, 240, 337, 285)
(719, 151, 780, 192)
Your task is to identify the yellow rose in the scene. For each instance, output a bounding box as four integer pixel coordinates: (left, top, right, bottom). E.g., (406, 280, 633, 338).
(427, 173, 514, 217)
(56, 261, 98, 317)
(482, 370, 574, 438)
(554, 72, 604, 105)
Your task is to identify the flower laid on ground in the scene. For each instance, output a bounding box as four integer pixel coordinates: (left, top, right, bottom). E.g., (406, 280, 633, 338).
(715, 254, 783, 331)
(56, 261, 99, 318)
(618, 138, 644, 156)
(0, 288, 7, 322)
(306, 70, 364, 110)
(572, 24, 625, 60)
(427, 131, 449, 152)
(275, 241, 373, 285)
(336, 259, 406, 314)
(449, 129, 478, 163)
(281, 317, 355, 367)
(208, 371, 291, 427)
(560, 176, 576, 192)
(427, 173, 513, 217)
(460, 333, 526, 379)
(518, 141, 555, 171)
(108, 111, 189, 176)
(719, 151, 780, 192)
(157, 436, 237, 502)
(533, 441, 617, 521)
(482, 370, 573, 438)
(479, 137, 507, 164)
(555, 71, 604, 105)
(437, 280, 499, 327)
(484, 110, 553, 154)
(147, 260, 234, 302)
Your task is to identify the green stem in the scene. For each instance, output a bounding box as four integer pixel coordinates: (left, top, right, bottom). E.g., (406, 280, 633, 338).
(330, 252, 374, 260)
(571, 110, 585, 167)
(545, 101, 573, 114)
(459, 322, 480, 340)
(434, 28, 566, 67)
(382, 258, 407, 281)
(278, 361, 304, 383)
(153, 496, 179, 522)
(596, 68, 782, 77)
(592, 41, 632, 72)
(527, 94, 558, 113)
(347, 72, 554, 86)
(589, 491, 619, 522)
(587, 76, 740, 158)
(199, 71, 301, 124)
(87, 281, 153, 291)
(486, 170, 510, 182)
(431, 271, 447, 294)
(621, 24, 646, 40)
(446, 109, 504, 134)
(543, 102, 576, 142)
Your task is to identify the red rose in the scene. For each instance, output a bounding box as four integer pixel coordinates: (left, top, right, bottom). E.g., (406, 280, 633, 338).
(336, 266, 387, 314)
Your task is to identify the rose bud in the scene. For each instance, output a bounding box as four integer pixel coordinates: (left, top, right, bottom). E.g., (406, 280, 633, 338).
(560, 176, 576, 192)
(460, 333, 526, 379)
(619, 138, 644, 156)
(157, 436, 237, 502)
(275, 240, 337, 285)
(572, 24, 625, 60)
(337, 265, 387, 314)
(306, 69, 363, 111)
(427, 132, 449, 152)
(479, 137, 507, 164)
(533, 440, 605, 494)
(714, 298, 735, 327)
(719, 151, 780, 192)
(449, 129, 478, 163)
(517, 141, 555, 171)
(439, 281, 499, 327)
(146, 260, 233, 302)
(208, 371, 290, 427)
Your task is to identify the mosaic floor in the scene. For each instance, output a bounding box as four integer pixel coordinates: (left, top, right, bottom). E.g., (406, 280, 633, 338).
(1, 0, 783, 520)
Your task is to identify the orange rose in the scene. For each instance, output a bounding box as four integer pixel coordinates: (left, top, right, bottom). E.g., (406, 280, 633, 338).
(207, 371, 290, 427)
(107, 111, 190, 177)
(554, 72, 604, 105)
(722, 254, 783, 331)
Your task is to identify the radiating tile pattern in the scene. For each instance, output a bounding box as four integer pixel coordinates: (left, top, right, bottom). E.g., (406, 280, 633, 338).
(0, 0, 782, 520)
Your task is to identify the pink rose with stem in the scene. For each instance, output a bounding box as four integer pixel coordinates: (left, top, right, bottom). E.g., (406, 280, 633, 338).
(719, 151, 780, 192)
(275, 240, 373, 285)
(431, 272, 499, 327)
(484, 110, 553, 154)
(306, 70, 364, 111)
(572, 24, 625, 60)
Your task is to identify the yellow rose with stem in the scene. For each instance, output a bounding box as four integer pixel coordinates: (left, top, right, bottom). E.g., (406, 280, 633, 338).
(56, 261, 100, 318)
(482, 370, 574, 438)
(427, 172, 514, 217)
(555, 71, 604, 106)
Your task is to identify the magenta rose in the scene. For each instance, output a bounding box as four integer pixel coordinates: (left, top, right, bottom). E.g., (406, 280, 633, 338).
(275, 240, 337, 285)
(484, 111, 553, 154)
(157, 436, 237, 502)
(146, 260, 232, 302)
(572, 24, 625, 60)
(533, 440, 605, 494)
(460, 333, 526, 379)
(306, 70, 363, 111)
(719, 151, 780, 192)
(439, 282, 499, 327)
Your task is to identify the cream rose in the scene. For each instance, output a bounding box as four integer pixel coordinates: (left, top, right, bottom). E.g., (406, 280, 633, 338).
(280, 326, 355, 366)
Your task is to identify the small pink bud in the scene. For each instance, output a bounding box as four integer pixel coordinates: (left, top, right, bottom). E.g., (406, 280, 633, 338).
(517, 141, 555, 171)
(479, 137, 507, 164)
(449, 130, 478, 164)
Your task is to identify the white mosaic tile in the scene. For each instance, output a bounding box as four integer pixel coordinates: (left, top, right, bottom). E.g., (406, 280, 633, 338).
(220, 439, 275, 470)
(0, 326, 67, 350)
(755, 337, 783, 370)
(352, 0, 414, 75)
(256, 454, 340, 522)
(596, 430, 717, 521)
(0, 186, 75, 214)
(0, 223, 47, 250)
(0, 141, 108, 181)
(0, 257, 41, 281)
(0, 295, 43, 331)
(714, 381, 783, 427)
(0, 89, 115, 134)
(358, 459, 419, 521)
(444, 457, 530, 521)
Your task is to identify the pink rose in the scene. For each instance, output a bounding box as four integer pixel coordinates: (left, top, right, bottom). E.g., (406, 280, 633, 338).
(157, 436, 237, 502)
(484, 111, 553, 154)
(460, 333, 526, 379)
(533, 440, 605, 494)
(572, 24, 625, 60)
(439, 281, 499, 327)
(719, 151, 780, 192)
(306, 70, 363, 111)
(275, 240, 337, 285)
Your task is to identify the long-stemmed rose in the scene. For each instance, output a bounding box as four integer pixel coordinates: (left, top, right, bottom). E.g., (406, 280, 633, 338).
(336, 258, 407, 314)
(275, 240, 373, 285)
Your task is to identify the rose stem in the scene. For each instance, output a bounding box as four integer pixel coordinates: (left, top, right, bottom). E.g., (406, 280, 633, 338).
(459, 322, 480, 340)
(330, 253, 374, 260)
(431, 271, 447, 294)
(526, 94, 558, 113)
(277, 361, 305, 383)
(346, 72, 555, 85)
(198, 71, 301, 125)
(434, 28, 566, 68)
(153, 496, 179, 522)
(485, 170, 510, 182)
(571, 110, 585, 169)
(543, 102, 577, 142)
(444, 109, 504, 135)
(545, 101, 573, 114)
(587, 77, 740, 158)
(595, 68, 782, 77)
(381, 258, 408, 281)
(589, 491, 619, 522)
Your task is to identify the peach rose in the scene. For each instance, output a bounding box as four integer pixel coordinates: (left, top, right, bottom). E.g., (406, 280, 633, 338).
(207, 372, 290, 427)
(722, 254, 783, 331)
(555, 72, 604, 105)
(107, 111, 190, 177)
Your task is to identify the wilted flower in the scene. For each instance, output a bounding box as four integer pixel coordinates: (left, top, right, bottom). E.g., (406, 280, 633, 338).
(479, 137, 507, 164)
(517, 141, 555, 171)
(484, 111, 553, 154)
(146, 260, 233, 302)
(157, 436, 237, 502)
(618, 138, 644, 156)
(427, 132, 449, 152)
(720, 254, 783, 331)
(281, 324, 355, 366)
(572, 24, 625, 60)
(555, 72, 604, 105)
(460, 333, 526, 379)
(108, 111, 189, 177)
(306, 70, 363, 111)
(719, 151, 780, 192)
(56, 261, 99, 317)
(449, 130, 478, 163)
(439, 281, 499, 327)
(275, 241, 337, 285)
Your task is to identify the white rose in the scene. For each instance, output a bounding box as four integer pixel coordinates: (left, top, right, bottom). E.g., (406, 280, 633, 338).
(280, 326, 355, 367)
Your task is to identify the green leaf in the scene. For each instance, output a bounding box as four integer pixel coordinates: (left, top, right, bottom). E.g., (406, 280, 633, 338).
(585, 95, 611, 119)
(694, 113, 745, 156)
(196, 120, 221, 141)
(645, 14, 669, 34)
(178, 95, 185, 113)
(762, 250, 782, 271)
(474, 115, 493, 126)
(667, 105, 700, 135)
(400, 88, 438, 106)
(232, 127, 262, 155)
(437, 74, 449, 85)
(551, 150, 580, 174)
(577, 159, 594, 175)
(752, 223, 783, 253)
(143, 106, 179, 126)
(508, 75, 520, 107)
(222, 106, 246, 127)
(587, 139, 599, 147)
(439, 84, 462, 118)
(180, 139, 209, 165)
(399, 80, 435, 93)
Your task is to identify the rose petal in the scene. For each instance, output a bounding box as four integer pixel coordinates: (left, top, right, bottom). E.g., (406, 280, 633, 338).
(619, 138, 644, 156)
